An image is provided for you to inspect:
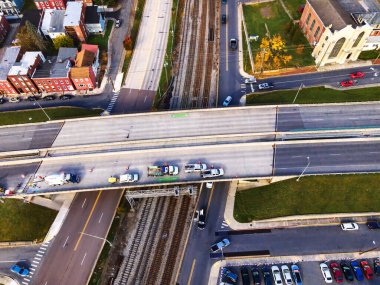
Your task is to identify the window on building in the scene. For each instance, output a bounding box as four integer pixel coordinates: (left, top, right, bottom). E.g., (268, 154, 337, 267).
(352, 32, 365, 48)
(329, 37, 346, 58)
(310, 20, 316, 31)
(306, 13, 311, 25)
(314, 26, 320, 38)
(47, 80, 51, 84)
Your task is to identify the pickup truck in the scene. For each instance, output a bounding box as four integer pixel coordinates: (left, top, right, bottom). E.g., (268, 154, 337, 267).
(184, 163, 207, 173)
(210, 238, 230, 253)
(109, 174, 139, 184)
(147, 165, 179, 176)
(201, 168, 224, 178)
(44, 173, 80, 186)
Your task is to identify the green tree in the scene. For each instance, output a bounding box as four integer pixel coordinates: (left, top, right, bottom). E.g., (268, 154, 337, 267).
(53, 35, 74, 50)
(15, 21, 51, 53)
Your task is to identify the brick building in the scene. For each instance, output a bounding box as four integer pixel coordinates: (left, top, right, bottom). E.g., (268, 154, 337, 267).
(0, 16, 10, 44)
(63, 1, 87, 42)
(70, 44, 98, 91)
(32, 47, 77, 94)
(34, 0, 66, 10)
(0, 46, 21, 96)
(8, 51, 45, 95)
(40, 9, 65, 39)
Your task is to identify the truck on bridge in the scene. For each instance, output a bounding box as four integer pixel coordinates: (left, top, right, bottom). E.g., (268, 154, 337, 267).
(108, 173, 139, 183)
(147, 165, 179, 176)
(184, 163, 207, 173)
(201, 168, 224, 178)
(44, 173, 80, 186)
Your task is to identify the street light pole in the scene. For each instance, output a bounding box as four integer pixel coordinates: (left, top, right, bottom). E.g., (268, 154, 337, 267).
(79, 232, 112, 247)
(297, 156, 310, 182)
(292, 83, 304, 104)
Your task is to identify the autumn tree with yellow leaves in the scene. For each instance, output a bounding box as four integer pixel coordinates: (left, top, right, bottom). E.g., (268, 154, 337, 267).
(255, 34, 292, 71)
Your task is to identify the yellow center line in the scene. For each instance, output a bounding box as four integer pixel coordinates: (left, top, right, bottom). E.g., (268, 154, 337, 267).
(187, 259, 196, 285)
(225, 4, 229, 71)
(206, 185, 215, 213)
(74, 191, 103, 251)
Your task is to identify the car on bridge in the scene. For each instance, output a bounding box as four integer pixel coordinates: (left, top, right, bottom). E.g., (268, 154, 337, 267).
(340, 80, 354, 87)
(210, 238, 230, 253)
(350, 71, 365, 79)
(201, 168, 224, 178)
(258, 83, 274, 90)
(185, 163, 207, 173)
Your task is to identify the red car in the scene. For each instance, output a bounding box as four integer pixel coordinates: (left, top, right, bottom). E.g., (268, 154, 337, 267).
(360, 260, 374, 280)
(350, 71, 365, 79)
(341, 80, 354, 87)
(330, 262, 344, 283)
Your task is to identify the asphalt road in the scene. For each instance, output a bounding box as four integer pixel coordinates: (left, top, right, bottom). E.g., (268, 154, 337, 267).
(31, 190, 123, 285)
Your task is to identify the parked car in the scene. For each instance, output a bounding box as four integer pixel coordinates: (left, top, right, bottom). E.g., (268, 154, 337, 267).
(320, 263, 333, 283)
(223, 96, 232, 107)
(374, 258, 380, 275)
(241, 267, 250, 285)
(222, 268, 238, 283)
(350, 71, 365, 79)
(341, 222, 359, 231)
(115, 19, 121, 28)
(251, 267, 261, 285)
(221, 14, 227, 24)
(340, 261, 354, 281)
(271, 266, 283, 285)
(291, 264, 303, 285)
(258, 83, 274, 90)
(366, 220, 380, 229)
(330, 262, 343, 283)
(263, 267, 273, 285)
(9, 97, 20, 103)
(10, 263, 29, 277)
(27, 95, 39, 101)
(60, 94, 73, 100)
(193, 210, 199, 222)
(351, 261, 364, 281)
(230, 38, 238, 50)
(44, 95, 56, 101)
(210, 238, 230, 253)
(0, 97, 5, 104)
(244, 77, 257, 84)
(206, 182, 213, 189)
(360, 260, 374, 280)
(281, 265, 293, 285)
(198, 208, 205, 229)
(340, 80, 354, 87)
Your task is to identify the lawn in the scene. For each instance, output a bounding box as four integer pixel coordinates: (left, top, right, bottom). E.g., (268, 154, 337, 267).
(0, 107, 102, 126)
(246, 86, 380, 105)
(0, 199, 57, 242)
(283, 0, 305, 19)
(243, 2, 314, 71)
(234, 174, 380, 222)
(359, 50, 380, 60)
(87, 21, 114, 52)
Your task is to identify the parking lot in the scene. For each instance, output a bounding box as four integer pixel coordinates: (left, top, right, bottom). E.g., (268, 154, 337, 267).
(219, 258, 379, 285)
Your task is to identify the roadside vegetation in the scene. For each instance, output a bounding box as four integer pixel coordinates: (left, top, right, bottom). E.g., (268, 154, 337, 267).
(0, 200, 57, 242)
(234, 174, 380, 222)
(283, 0, 305, 20)
(0, 107, 102, 126)
(246, 86, 380, 105)
(359, 50, 380, 60)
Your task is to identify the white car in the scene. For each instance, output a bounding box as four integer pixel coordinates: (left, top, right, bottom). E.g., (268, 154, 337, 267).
(258, 83, 274, 90)
(222, 96, 232, 107)
(115, 19, 121, 28)
(244, 77, 257, 84)
(9, 97, 20, 103)
(271, 266, 283, 285)
(119, 173, 139, 183)
(281, 265, 293, 285)
(320, 263, 333, 283)
(341, 222, 359, 231)
(206, 182, 213, 189)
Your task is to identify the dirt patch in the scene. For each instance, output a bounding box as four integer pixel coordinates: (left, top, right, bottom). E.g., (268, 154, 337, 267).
(260, 6, 273, 18)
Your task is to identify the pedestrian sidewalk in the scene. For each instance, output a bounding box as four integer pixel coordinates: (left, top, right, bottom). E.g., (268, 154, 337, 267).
(224, 181, 380, 230)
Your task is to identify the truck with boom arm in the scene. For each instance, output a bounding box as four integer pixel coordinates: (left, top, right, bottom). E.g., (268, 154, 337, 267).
(147, 165, 179, 176)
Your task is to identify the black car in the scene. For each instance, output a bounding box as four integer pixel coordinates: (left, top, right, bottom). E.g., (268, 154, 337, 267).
(340, 261, 354, 281)
(197, 208, 205, 229)
(221, 14, 227, 24)
(367, 220, 380, 229)
(44, 95, 56, 101)
(251, 267, 261, 285)
(230, 38, 238, 50)
(0, 97, 5, 104)
(27, 96, 39, 101)
(374, 258, 380, 275)
(60, 94, 73, 100)
(241, 267, 250, 285)
(263, 267, 273, 285)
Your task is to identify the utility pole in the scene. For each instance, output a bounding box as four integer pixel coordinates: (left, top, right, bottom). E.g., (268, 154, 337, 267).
(79, 232, 112, 247)
(292, 83, 304, 104)
(297, 156, 310, 182)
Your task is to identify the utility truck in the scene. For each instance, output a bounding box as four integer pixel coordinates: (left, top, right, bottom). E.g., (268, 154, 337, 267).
(184, 163, 207, 173)
(147, 165, 179, 176)
(44, 173, 80, 186)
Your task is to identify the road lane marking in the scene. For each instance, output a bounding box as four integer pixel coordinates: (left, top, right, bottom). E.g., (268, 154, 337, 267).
(187, 259, 196, 285)
(74, 191, 103, 251)
(63, 235, 69, 248)
(82, 198, 87, 208)
(81, 252, 87, 266)
(225, 4, 229, 71)
(98, 212, 104, 223)
(206, 185, 215, 213)
(36, 254, 43, 257)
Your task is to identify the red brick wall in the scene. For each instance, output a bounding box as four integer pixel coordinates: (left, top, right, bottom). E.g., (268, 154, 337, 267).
(35, 0, 65, 10)
(33, 77, 75, 93)
(7, 75, 38, 94)
(299, 2, 325, 45)
(0, 80, 18, 95)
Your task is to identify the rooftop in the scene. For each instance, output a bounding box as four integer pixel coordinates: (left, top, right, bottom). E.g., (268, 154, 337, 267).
(85, 6, 100, 24)
(33, 47, 77, 79)
(64, 1, 83, 27)
(0, 46, 21, 80)
(81, 44, 99, 55)
(70, 66, 90, 78)
(8, 52, 45, 76)
(41, 9, 65, 35)
(75, 49, 95, 67)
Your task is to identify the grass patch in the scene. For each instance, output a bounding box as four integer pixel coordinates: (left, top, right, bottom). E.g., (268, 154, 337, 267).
(0, 200, 57, 242)
(243, 2, 314, 70)
(359, 50, 380, 60)
(0, 107, 102, 126)
(87, 21, 113, 52)
(283, 0, 305, 19)
(234, 174, 380, 222)
(242, 25, 253, 75)
(246, 86, 380, 105)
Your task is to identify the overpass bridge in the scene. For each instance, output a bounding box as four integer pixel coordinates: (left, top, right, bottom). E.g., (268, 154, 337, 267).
(1, 103, 380, 196)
